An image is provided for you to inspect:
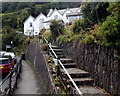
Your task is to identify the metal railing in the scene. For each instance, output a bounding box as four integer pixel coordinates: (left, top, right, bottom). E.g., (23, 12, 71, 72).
(0, 57, 22, 96)
(42, 36, 83, 95)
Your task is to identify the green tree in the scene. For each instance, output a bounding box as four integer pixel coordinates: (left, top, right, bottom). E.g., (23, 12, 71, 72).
(81, 2, 109, 26)
(72, 19, 87, 34)
(98, 2, 120, 46)
(50, 20, 64, 41)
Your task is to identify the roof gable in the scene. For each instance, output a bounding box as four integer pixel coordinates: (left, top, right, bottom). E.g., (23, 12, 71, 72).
(35, 13, 46, 21)
(62, 8, 72, 16)
(49, 8, 63, 17)
(58, 9, 66, 15)
(69, 7, 80, 13)
(24, 15, 35, 24)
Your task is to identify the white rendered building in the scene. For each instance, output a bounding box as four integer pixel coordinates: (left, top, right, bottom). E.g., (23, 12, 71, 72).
(24, 7, 82, 36)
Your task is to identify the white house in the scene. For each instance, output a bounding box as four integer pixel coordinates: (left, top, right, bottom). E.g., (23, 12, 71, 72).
(24, 15, 35, 36)
(34, 13, 47, 35)
(24, 7, 82, 36)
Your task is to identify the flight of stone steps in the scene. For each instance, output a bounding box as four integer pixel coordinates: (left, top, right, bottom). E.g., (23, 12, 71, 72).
(51, 45, 109, 95)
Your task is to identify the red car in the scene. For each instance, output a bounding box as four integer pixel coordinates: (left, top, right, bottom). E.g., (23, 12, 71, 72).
(0, 57, 15, 74)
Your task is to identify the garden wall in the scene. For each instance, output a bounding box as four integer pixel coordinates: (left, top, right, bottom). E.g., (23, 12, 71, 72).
(25, 42, 52, 93)
(58, 42, 120, 95)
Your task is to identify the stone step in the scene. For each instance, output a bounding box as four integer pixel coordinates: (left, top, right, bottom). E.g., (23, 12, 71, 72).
(75, 86, 109, 95)
(57, 54, 66, 58)
(52, 49, 63, 52)
(63, 63, 76, 68)
(61, 68, 90, 78)
(55, 51, 64, 55)
(60, 58, 74, 63)
(69, 77, 94, 86)
(51, 45, 58, 49)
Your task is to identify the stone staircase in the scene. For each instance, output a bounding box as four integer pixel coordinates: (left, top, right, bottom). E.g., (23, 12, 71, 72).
(51, 45, 109, 95)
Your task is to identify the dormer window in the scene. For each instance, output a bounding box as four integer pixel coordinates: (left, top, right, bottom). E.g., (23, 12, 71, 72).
(30, 22, 32, 27)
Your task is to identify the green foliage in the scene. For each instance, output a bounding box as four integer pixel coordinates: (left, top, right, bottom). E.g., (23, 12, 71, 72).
(2, 29, 28, 52)
(41, 44, 48, 52)
(83, 35, 94, 44)
(50, 20, 65, 41)
(2, 2, 81, 32)
(72, 19, 86, 34)
(108, 2, 120, 16)
(56, 2, 119, 47)
(81, 2, 109, 26)
(64, 26, 73, 37)
(42, 31, 52, 43)
(98, 16, 120, 46)
(57, 35, 69, 45)
(69, 34, 83, 42)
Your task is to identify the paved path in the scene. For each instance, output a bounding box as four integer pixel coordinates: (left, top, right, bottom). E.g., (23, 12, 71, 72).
(14, 60, 47, 94)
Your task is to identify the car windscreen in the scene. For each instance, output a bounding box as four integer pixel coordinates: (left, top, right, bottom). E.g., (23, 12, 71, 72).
(0, 60, 10, 65)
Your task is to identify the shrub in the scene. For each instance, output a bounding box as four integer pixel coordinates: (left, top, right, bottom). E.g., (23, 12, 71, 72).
(64, 26, 73, 37)
(84, 35, 94, 44)
(57, 35, 69, 45)
(68, 34, 83, 42)
(42, 31, 52, 43)
(40, 43, 48, 52)
(98, 16, 120, 46)
(50, 20, 65, 41)
(72, 19, 85, 34)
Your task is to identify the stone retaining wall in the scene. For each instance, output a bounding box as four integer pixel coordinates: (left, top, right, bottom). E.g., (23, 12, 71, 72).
(25, 42, 52, 93)
(58, 42, 120, 95)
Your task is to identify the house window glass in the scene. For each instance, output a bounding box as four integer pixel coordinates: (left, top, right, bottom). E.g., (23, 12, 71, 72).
(54, 15, 58, 20)
(30, 22, 32, 27)
(40, 19, 44, 23)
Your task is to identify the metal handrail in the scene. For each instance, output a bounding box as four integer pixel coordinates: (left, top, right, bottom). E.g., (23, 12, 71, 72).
(58, 60, 83, 95)
(42, 36, 48, 44)
(42, 36, 83, 95)
(42, 36, 58, 58)
(0, 58, 22, 95)
(0, 69, 14, 86)
(48, 44, 58, 59)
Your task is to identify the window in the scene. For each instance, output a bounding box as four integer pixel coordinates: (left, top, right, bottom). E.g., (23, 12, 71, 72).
(40, 19, 44, 23)
(30, 22, 32, 27)
(54, 15, 58, 20)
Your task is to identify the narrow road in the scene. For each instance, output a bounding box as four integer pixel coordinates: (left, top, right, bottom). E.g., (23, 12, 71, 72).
(14, 59, 47, 94)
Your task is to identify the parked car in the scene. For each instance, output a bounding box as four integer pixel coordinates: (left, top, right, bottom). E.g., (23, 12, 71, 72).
(3, 52, 16, 59)
(0, 51, 6, 56)
(0, 51, 17, 64)
(0, 57, 14, 74)
(0, 51, 16, 74)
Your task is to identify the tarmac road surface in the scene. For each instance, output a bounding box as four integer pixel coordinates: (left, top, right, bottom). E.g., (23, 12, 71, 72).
(14, 59, 47, 95)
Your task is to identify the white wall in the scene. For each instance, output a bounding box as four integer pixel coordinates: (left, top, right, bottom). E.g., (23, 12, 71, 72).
(34, 13, 47, 35)
(24, 8, 82, 36)
(44, 10, 66, 29)
(24, 16, 34, 36)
